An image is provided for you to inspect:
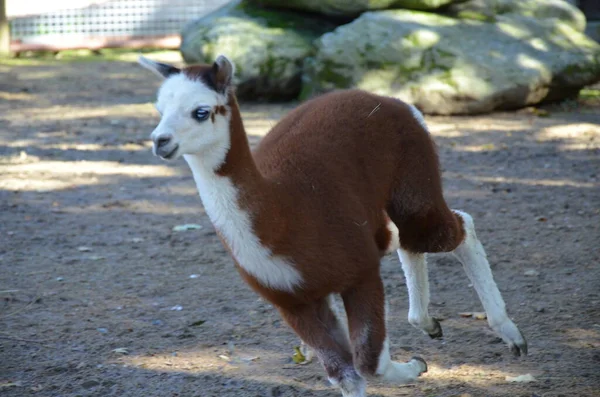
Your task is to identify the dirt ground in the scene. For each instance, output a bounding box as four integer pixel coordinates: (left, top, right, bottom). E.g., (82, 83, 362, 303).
(1, 54, 599, 397)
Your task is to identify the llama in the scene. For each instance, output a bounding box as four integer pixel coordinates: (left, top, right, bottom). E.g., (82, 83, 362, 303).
(138, 55, 527, 397)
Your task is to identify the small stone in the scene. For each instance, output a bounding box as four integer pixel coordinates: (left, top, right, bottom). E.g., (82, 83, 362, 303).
(97, 328, 108, 334)
(81, 380, 100, 389)
(524, 269, 540, 276)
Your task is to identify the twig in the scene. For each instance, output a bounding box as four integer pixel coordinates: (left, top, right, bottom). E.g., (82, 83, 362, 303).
(0, 295, 42, 319)
(367, 103, 381, 118)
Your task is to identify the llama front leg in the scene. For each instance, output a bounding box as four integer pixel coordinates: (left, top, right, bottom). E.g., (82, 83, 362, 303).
(397, 249, 443, 338)
(452, 210, 528, 356)
(299, 294, 348, 363)
(342, 274, 427, 384)
(279, 299, 364, 397)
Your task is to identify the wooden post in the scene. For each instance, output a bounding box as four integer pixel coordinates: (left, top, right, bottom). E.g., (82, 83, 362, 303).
(0, 0, 10, 57)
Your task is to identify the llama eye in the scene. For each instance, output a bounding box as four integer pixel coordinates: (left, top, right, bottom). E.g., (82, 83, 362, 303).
(192, 107, 210, 122)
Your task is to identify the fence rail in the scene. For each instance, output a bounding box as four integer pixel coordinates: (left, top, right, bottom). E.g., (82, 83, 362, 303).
(9, 0, 228, 52)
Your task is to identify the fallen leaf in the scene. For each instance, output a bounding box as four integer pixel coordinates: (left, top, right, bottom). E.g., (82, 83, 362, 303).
(537, 216, 547, 222)
(0, 381, 22, 388)
(172, 224, 203, 232)
(31, 384, 43, 392)
(459, 312, 473, 318)
(473, 312, 487, 320)
(506, 374, 536, 383)
(87, 255, 105, 261)
(189, 320, 206, 327)
(219, 354, 230, 361)
(292, 346, 306, 364)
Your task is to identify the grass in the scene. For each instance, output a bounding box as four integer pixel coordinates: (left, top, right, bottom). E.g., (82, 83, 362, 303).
(0, 49, 181, 66)
(579, 88, 600, 99)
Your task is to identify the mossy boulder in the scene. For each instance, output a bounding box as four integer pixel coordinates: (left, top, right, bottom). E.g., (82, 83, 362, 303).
(446, 0, 586, 32)
(249, 0, 463, 17)
(302, 10, 600, 114)
(180, 0, 338, 100)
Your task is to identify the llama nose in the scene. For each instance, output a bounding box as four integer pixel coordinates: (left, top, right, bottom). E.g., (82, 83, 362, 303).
(155, 135, 172, 149)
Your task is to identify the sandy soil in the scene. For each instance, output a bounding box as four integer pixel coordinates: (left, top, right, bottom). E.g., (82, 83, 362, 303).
(1, 56, 599, 397)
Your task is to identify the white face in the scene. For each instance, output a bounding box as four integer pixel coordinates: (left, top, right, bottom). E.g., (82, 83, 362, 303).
(150, 73, 231, 170)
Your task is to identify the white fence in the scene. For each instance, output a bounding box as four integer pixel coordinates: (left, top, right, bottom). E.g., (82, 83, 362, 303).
(9, 0, 229, 51)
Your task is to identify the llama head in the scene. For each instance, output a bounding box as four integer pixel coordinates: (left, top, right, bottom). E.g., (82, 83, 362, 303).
(138, 55, 235, 170)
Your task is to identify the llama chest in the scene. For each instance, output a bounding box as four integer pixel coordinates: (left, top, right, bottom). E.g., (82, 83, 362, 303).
(192, 168, 303, 292)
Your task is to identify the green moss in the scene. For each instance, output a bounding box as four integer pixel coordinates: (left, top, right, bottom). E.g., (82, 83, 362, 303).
(318, 59, 354, 87)
(437, 70, 459, 89)
(0, 49, 177, 65)
(456, 10, 496, 23)
(579, 88, 600, 99)
(235, 0, 338, 38)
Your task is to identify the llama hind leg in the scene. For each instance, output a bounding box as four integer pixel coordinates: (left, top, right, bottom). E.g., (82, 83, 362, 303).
(397, 249, 443, 338)
(452, 210, 527, 356)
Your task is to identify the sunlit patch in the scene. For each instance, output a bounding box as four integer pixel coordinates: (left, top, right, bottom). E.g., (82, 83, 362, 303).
(537, 123, 600, 150)
(7, 103, 156, 122)
(446, 173, 598, 189)
(0, 91, 37, 101)
(1, 161, 180, 191)
(420, 363, 525, 386)
(562, 328, 600, 349)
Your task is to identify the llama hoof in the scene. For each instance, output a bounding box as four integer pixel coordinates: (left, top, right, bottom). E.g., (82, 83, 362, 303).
(410, 356, 428, 374)
(509, 335, 528, 357)
(492, 319, 528, 357)
(427, 318, 443, 339)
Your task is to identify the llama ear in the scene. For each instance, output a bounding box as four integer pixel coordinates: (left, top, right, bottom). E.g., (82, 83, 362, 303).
(138, 56, 181, 79)
(211, 55, 235, 94)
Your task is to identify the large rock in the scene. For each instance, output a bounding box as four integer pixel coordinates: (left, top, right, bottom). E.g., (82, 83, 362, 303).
(302, 10, 600, 114)
(249, 0, 463, 17)
(446, 0, 587, 32)
(180, 0, 337, 100)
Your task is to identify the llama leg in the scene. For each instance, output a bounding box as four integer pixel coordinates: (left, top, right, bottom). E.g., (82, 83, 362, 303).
(299, 295, 349, 363)
(279, 299, 363, 397)
(397, 249, 443, 338)
(342, 274, 427, 384)
(452, 210, 528, 356)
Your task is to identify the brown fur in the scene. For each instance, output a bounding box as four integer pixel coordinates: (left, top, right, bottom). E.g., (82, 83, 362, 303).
(184, 64, 467, 379)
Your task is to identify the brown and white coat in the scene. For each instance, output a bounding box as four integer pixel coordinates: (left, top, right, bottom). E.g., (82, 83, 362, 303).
(139, 55, 527, 397)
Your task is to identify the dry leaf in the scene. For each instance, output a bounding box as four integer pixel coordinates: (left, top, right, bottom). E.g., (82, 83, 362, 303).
(473, 312, 487, 320)
(459, 312, 473, 318)
(292, 346, 306, 364)
(0, 381, 22, 388)
(172, 224, 203, 232)
(506, 374, 536, 383)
